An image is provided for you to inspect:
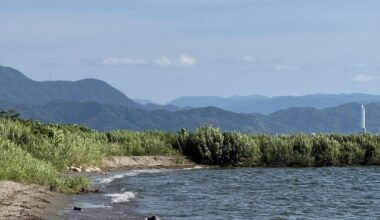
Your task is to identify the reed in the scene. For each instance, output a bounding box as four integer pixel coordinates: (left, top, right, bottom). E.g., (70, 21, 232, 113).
(2, 117, 380, 193)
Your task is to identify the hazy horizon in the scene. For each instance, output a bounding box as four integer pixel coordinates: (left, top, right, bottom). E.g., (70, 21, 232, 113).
(1, 0, 380, 103)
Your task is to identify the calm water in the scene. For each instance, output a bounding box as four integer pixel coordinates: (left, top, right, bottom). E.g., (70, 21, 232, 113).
(63, 167, 380, 219)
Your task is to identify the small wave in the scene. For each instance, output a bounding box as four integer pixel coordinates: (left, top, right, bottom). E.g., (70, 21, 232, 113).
(99, 169, 167, 184)
(106, 191, 137, 203)
(183, 165, 203, 170)
(99, 174, 125, 184)
(84, 204, 113, 209)
(72, 202, 112, 209)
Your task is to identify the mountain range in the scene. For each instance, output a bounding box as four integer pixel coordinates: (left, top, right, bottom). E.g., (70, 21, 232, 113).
(1, 65, 379, 133)
(168, 94, 380, 114)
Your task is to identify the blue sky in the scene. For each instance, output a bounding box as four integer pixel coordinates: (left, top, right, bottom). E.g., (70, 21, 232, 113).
(1, 0, 380, 103)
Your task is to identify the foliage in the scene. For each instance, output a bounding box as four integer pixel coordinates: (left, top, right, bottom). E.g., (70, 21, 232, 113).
(2, 116, 380, 193)
(105, 130, 177, 156)
(0, 118, 106, 171)
(173, 126, 380, 167)
(179, 126, 259, 165)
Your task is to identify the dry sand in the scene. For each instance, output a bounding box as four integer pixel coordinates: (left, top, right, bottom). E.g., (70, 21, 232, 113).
(101, 155, 195, 169)
(0, 181, 68, 220)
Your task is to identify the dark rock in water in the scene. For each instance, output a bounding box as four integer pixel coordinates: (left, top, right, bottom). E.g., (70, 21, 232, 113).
(146, 216, 161, 220)
(73, 206, 82, 211)
(90, 188, 101, 193)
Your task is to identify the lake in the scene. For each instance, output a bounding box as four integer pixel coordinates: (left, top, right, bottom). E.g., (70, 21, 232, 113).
(63, 167, 380, 219)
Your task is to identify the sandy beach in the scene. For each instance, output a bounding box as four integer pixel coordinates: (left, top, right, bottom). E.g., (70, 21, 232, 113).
(0, 181, 69, 220)
(0, 156, 194, 219)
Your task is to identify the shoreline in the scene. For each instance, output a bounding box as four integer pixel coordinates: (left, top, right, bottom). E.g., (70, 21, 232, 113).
(2, 155, 379, 219)
(6, 154, 376, 219)
(0, 181, 69, 220)
(0, 155, 196, 220)
(100, 155, 196, 170)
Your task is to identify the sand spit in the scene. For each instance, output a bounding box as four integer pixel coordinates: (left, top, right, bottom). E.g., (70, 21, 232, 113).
(101, 155, 195, 169)
(0, 181, 68, 220)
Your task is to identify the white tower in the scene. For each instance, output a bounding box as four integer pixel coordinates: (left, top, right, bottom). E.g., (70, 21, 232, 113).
(361, 105, 366, 133)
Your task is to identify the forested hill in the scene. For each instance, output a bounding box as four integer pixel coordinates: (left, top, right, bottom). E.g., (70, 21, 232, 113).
(169, 94, 380, 114)
(1, 99, 379, 134)
(0, 65, 140, 108)
(1, 65, 379, 133)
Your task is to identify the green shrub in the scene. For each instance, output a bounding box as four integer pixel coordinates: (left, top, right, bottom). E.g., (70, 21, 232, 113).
(339, 141, 364, 165)
(223, 132, 260, 165)
(312, 135, 341, 166)
(184, 125, 224, 164)
(258, 136, 293, 165)
(290, 135, 314, 166)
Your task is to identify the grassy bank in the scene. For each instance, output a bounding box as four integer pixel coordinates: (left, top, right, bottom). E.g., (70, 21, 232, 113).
(0, 115, 179, 193)
(1, 114, 380, 193)
(178, 126, 380, 167)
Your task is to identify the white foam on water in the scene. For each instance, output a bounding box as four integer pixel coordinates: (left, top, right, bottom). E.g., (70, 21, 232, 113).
(72, 202, 112, 209)
(183, 165, 203, 170)
(85, 204, 113, 209)
(106, 191, 137, 203)
(99, 169, 168, 184)
(97, 167, 206, 185)
(99, 174, 125, 184)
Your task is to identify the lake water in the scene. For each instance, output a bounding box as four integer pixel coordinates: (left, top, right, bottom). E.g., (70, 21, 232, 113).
(63, 167, 380, 219)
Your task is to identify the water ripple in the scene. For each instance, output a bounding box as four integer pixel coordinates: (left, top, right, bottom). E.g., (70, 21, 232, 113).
(66, 167, 380, 219)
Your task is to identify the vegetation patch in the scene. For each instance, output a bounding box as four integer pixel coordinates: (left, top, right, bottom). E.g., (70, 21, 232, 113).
(1, 114, 380, 193)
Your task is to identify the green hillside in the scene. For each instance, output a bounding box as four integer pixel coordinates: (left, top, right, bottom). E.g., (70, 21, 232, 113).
(1, 65, 379, 134)
(0, 65, 140, 108)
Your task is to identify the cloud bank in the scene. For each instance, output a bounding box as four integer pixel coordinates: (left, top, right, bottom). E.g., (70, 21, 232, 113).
(154, 56, 171, 66)
(102, 57, 148, 66)
(177, 54, 195, 67)
(102, 54, 195, 67)
(352, 74, 377, 82)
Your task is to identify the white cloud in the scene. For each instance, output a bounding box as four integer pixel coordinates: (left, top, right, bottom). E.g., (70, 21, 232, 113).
(275, 64, 300, 72)
(177, 54, 195, 67)
(352, 74, 377, 82)
(102, 54, 195, 67)
(102, 57, 148, 66)
(242, 56, 256, 63)
(154, 56, 171, 66)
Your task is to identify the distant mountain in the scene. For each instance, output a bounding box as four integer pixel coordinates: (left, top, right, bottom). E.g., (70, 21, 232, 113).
(142, 103, 190, 112)
(262, 102, 380, 133)
(2, 65, 380, 133)
(0, 100, 272, 132)
(133, 98, 158, 105)
(168, 95, 268, 109)
(168, 94, 380, 114)
(0, 65, 140, 108)
(1, 99, 379, 134)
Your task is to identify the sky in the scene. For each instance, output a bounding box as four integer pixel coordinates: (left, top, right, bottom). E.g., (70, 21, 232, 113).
(1, 0, 380, 104)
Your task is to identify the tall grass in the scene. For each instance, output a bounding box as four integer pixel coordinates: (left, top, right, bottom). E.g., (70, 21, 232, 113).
(2, 116, 380, 193)
(0, 117, 179, 193)
(105, 130, 178, 156)
(177, 125, 380, 166)
(0, 119, 105, 170)
(0, 136, 89, 193)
